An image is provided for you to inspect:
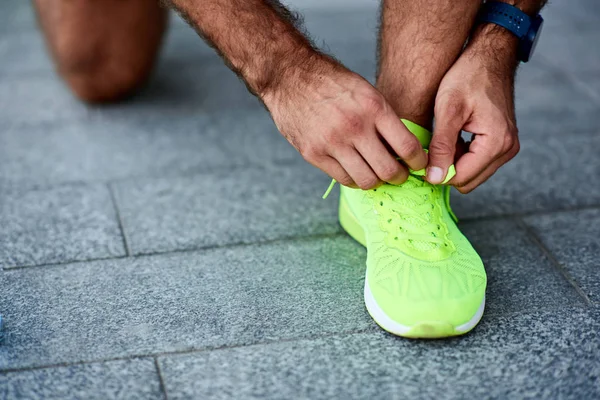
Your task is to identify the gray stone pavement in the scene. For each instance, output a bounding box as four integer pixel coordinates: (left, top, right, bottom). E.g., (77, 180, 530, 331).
(0, 0, 599, 398)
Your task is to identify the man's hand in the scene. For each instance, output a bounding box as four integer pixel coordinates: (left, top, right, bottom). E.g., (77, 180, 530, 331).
(263, 54, 428, 190)
(427, 25, 521, 193)
(164, 0, 426, 189)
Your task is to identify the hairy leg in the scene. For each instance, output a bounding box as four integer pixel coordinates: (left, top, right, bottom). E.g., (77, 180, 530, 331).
(33, 0, 168, 103)
(376, 0, 482, 129)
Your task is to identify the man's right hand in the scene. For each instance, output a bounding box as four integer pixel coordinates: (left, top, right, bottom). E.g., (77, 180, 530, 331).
(262, 54, 428, 190)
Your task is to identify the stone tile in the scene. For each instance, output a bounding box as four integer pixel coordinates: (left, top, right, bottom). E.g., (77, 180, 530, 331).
(512, 60, 600, 145)
(542, 0, 600, 29)
(515, 60, 599, 120)
(0, 359, 162, 400)
(536, 23, 600, 75)
(0, 116, 231, 190)
(0, 236, 371, 370)
(0, 31, 51, 77)
(0, 218, 582, 370)
(0, 75, 89, 126)
(575, 72, 600, 103)
(198, 111, 304, 169)
(0, 57, 261, 128)
(524, 208, 600, 303)
(459, 219, 583, 315)
(137, 56, 262, 113)
(158, 308, 600, 400)
(0, 0, 36, 33)
(451, 133, 600, 219)
(0, 184, 125, 268)
(113, 165, 340, 255)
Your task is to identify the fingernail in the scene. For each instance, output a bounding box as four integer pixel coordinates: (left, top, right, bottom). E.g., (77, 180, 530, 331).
(428, 167, 444, 183)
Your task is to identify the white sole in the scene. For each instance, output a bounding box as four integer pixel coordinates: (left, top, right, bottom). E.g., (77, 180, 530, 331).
(364, 276, 486, 338)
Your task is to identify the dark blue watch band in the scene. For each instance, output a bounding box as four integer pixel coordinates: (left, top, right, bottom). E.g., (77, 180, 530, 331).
(478, 2, 532, 39)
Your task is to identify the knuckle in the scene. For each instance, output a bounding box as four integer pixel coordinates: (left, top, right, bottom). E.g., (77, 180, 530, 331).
(337, 174, 354, 187)
(299, 144, 320, 162)
(357, 176, 379, 190)
(507, 139, 521, 161)
(428, 138, 454, 157)
(322, 127, 343, 147)
(398, 139, 423, 160)
(360, 92, 386, 115)
(501, 130, 517, 153)
(379, 162, 402, 181)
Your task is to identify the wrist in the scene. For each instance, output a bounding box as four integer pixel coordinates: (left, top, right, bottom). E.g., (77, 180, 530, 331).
(465, 23, 519, 77)
(260, 49, 344, 109)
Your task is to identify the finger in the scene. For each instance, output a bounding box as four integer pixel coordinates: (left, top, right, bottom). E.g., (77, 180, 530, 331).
(454, 146, 518, 193)
(448, 135, 506, 188)
(428, 99, 467, 184)
(332, 146, 381, 190)
(316, 155, 358, 188)
(374, 109, 428, 171)
(354, 134, 409, 185)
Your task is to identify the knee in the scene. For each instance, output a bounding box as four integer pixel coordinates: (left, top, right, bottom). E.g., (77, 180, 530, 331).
(57, 48, 153, 104)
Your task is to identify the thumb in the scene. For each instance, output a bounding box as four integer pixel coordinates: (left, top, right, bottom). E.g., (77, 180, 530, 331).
(428, 99, 467, 184)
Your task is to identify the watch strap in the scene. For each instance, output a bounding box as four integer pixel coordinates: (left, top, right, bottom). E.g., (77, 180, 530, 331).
(478, 2, 532, 39)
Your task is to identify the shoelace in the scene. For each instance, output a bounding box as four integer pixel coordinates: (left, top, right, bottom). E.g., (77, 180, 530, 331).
(370, 176, 444, 245)
(322, 164, 455, 200)
(323, 165, 457, 249)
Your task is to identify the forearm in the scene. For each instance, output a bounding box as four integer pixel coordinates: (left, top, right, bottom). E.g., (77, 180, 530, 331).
(163, 0, 325, 98)
(376, 0, 482, 128)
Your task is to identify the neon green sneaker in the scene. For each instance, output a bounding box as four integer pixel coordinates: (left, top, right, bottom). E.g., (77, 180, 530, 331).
(329, 120, 486, 338)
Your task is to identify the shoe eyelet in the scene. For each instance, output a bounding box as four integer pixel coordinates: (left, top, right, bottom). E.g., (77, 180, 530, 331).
(394, 237, 398, 240)
(380, 201, 383, 206)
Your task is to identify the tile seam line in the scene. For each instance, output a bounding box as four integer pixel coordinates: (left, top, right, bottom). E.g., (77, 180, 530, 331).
(0, 303, 592, 375)
(0, 161, 273, 195)
(515, 216, 593, 306)
(2, 231, 346, 271)
(154, 357, 170, 400)
(0, 327, 375, 375)
(5, 202, 600, 270)
(108, 183, 132, 257)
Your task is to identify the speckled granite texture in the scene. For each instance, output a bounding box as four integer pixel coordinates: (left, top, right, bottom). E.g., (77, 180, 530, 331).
(1, 0, 599, 398)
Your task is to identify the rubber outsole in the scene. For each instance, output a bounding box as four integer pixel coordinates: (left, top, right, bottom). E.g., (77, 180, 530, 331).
(339, 193, 485, 339)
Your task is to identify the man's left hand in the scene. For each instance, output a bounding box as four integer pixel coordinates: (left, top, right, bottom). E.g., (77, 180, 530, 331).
(426, 27, 520, 193)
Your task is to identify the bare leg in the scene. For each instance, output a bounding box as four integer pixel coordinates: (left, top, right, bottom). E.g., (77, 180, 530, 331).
(376, 0, 481, 129)
(33, 0, 168, 103)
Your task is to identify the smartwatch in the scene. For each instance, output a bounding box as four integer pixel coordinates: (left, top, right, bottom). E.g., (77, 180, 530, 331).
(477, 1, 544, 62)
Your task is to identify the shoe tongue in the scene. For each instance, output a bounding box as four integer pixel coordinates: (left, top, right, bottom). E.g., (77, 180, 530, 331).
(400, 119, 456, 184)
(401, 119, 431, 149)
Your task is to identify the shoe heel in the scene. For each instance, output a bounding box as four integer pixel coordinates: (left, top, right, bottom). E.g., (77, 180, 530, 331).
(339, 194, 367, 247)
